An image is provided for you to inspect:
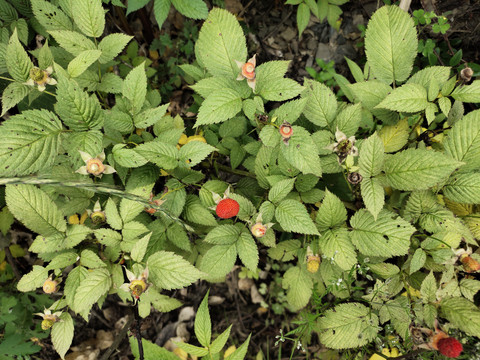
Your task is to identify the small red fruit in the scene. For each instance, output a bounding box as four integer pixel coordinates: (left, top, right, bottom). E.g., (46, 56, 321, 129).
(460, 254, 480, 273)
(437, 337, 463, 358)
(215, 199, 240, 219)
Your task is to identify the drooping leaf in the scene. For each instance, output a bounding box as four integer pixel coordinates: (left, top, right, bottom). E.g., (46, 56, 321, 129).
(153, 0, 171, 28)
(198, 244, 237, 280)
(6, 29, 32, 82)
(122, 63, 147, 115)
(1, 82, 30, 117)
(361, 177, 385, 220)
(51, 312, 74, 359)
(316, 190, 347, 231)
(236, 231, 258, 271)
(194, 291, 211, 347)
(365, 5, 417, 84)
(171, 0, 208, 20)
(17, 265, 48, 292)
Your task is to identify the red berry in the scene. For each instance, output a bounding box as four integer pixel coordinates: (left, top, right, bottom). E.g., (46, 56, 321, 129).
(215, 199, 240, 219)
(437, 337, 463, 358)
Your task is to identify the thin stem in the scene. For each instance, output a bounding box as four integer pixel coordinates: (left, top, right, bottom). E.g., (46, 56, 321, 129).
(0, 76, 15, 82)
(134, 305, 144, 360)
(214, 162, 257, 179)
(100, 314, 134, 360)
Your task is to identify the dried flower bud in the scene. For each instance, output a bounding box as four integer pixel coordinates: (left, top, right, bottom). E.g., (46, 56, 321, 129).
(279, 122, 293, 139)
(347, 172, 363, 185)
(43, 277, 58, 294)
(460, 254, 480, 273)
(306, 255, 321, 273)
(460, 67, 473, 83)
(251, 222, 267, 238)
(90, 211, 106, 224)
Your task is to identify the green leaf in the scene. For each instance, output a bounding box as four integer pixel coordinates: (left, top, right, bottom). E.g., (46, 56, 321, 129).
(444, 110, 480, 172)
(359, 133, 385, 178)
(365, 5, 417, 84)
(112, 144, 148, 168)
(166, 222, 191, 251)
(282, 266, 313, 310)
(451, 80, 480, 103)
(175, 342, 209, 357)
(302, 79, 337, 127)
(384, 149, 462, 191)
(17, 265, 47, 292)
(6, 29, 32, 82)
(345, 57, 364, 82)
(46, 251, 78, 270)
(73, 268, 112, 313)
(0, 206, 14, 236)
(95, 228, 122, 246)
(103, 199, 123, 230)
(459, 279, 480, 301)
(56, 75, 103, 130)
(126, 0, 149, 15)
(407, 66, 451, 89)
(1, 82, 29, 117)
(199, 244, 237, 281)
(320, 228, 357, 271)
(179, 141, 216, 167)
(267, 239, 301, 261)
(0, 0, 18, 22)
(226, 334, 251, 360)
(134, 103, 169, 128)
(130, 338, 180, 360)
(71, 0, 105, 37)
(123, 63, 147, 115)
(281, 126, 322, 177)
(441, 297, 480, 337)
(204, 225, 240, 245)
(317, 303, 379, 349)
(119, 167, 156, 222)
(270, 98, 307, 124)
(444, 173, 480, 204)
(316, 190, 347, 231)
(64, 266, 88, 309)
(98, 33, 133, 63)
(6, 184, 66, 236)
(195, 8, 247, 78)
(183, 195, 217, 226)
(361, 177, 385, 220)
(259, 125, 281, 148)
(31, 0, 73, 31)
(378, 118, 409, 153)
(296, 3, 310, 36)
(154, 0, 172, 28)
(334, 103, 361, 137)
(51, 312, 74, 359)
(236, 231, 258, 271)
(210, 325, 232, 353)
(195, 89, 242, 127)
(350, 209, 415, 257)
(131, 233, 151, 262)
(98, 73, 123, 94)
(410, 248, 426, 274)
(48, 30, 95, 56)
(147, 251, 203, 290)
(257, 77, 303, 101)
(195, 291, 211, 347)
(268, 178, 295, 204)
(135, 141, 178, 169)
(376, 83, 428, 113)
(275, 199, 319, 235)
(179, 64, 205, 81)
(171, 0, 208, 19)
(67, 49, 101, 78)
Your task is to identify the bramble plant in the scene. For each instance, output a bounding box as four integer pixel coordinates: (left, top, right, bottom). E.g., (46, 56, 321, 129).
(1, 0, 480, 358)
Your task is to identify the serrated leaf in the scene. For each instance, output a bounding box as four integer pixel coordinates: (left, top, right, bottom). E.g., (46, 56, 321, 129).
(199, 244, 236, 281)
(359, 133, 384, 178)
(195, 8, 247, 78)
(441, 297, 480, 337)
(175, 342, 209, 356)
(48, 30, 95, 56)
(122, 63, 147, 115)
(71, 0, 105, 37)
(444, 173, 480, 204)
(179, 141, 216, 167)
(334, 103, 361, 137)
(112, 144, 148, 168)
(267, 239, 300, 261)
(384, 149, 462, 191)
(134, 103, 169, 128)
(195, 89, 242, 127)
(275, 199, 319, 235)
(460, 279, 480, 301)
(64, 266, 88, 308)
(226, 334, 251, 360)
(259, 125, 281, 148)
(147, 251, 202, 290)
(316, 190, 347, 231)
(73, 268, 111, 313)
(444, 110, 480, 172)
(31, 0, 73, 31)
(236, 231, 258, 271)
(130, 232, 151, 263)
(6, 184, 66, 236)
(171, 0, 208, 19)
(365, 5, 417, 84)
(119, 167, 156, 222)
(153, 0, 171, 28)
(281, 126, 322, 177)
(210, 325, 232, 353)
(204, 225, 240, 245)
(135, 141, 178, 169)
(350, 209, 415, 257)
(376, 83, 428, 113)
(361, 177, 385, 220)
(6, 29, 32, 82)
(378, 118, 409, 153)
(302, 79, 337, 127)
(183, 195, 217, 226)
(282, 266, 312, 310)
(195, 291, 211, 347)
(17, 265, 47, 292)
(317, 303, 379, 349)
(268, 178, 295, 204)
(67, 49, 101, 78)
(1, 82, 29, 117)
(451, 80, 480, 103)
(130, 338, 181, 360)
(126, 0, 149, 15)
(51, 312, 74, 359)
(320, 228, 357, 271)
(410, 248, 426, 274)
(258, 77, 303, 101)
(407, 66, 451, 89)
(98, 73, 123, 94)
(46, 251, 78, 270)
(296, 3, 310, 36)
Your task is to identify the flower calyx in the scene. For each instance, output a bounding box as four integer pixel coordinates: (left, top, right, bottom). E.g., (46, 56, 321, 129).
(35, 309, 63, 330)
(347, 172, 363, 185)
(279, 122, 293, 145)
(249, 213, 274, 238)
(326, 129, 358, 164)
(25, 66, 57, 92)
(76, 150, 116, 177)
(235, 55, 256, 91)
(87, 200, 106, 224)
(120, 267, 149, 301)
(145, 192, 166, 215)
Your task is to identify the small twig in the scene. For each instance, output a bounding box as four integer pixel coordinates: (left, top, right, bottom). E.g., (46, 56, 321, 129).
(4, 246, 21, 281)
(399, 0, 412, 12)
(214, 163, 256, 179)
(99, 314, 134, 360)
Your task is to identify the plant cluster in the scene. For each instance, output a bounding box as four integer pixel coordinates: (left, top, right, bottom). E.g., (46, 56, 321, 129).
(0, 0, 480, 358)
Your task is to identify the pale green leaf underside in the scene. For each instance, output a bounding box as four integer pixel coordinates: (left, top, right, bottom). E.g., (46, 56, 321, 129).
(443, 173, 480, 204)
(365, 5, 417, 84)
(71, 0, 105, 38)
(302, 79, 337, 127)
(51, 313, 74, 359)
(441, 297, 480, 337)
(376, 83, 428, 113)
(320, 228, 357, 271)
